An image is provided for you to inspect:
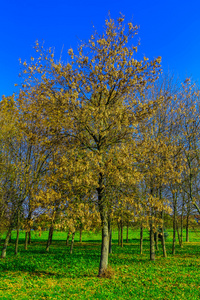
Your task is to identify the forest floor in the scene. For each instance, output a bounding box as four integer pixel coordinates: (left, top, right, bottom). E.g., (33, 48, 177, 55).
(0, 228, 200, 299)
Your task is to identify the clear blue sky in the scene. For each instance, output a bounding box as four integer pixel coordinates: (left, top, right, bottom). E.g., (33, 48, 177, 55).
(1, 0, 200, 96)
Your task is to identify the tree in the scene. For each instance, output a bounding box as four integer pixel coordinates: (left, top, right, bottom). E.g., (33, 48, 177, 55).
(13, 14, 162, 275)
(58, 15, 162, 275)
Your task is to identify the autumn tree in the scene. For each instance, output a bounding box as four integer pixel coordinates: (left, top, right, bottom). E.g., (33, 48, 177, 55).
(52, 15, 162, 275)
(8, 14, 162, 275)
(0, 93, 54, 258)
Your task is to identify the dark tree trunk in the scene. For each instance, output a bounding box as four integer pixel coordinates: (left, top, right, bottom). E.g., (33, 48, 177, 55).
(180, 211, 183, 248)
(159, 188, 167, 258)
(150, 188, 155, 261)
(155, 230, 159, 251)
(172, 193, 177, 255)
(79, 229, 82, 243)
(126, 223, 129, 243)
(9, 234, 12, 244)
(186, 214, 189, 242)
(28, 231, 31, 245)
(176, 221, 181, 247)
(150, 221, 155, 261)
(1, 226, 12, 258)
(24, 232, 28, 250)
(70, 231, 75, 254)
(118, 222, 121, 246)
(120, 220, 123, 248)
(161, 211, 167, 258)
(15, 227, 20, 255)
(26, 210, 32, 245)
(46, 223, 54, 252)
(140, 224, 143, 255)
(108, 217, 112, 254)
(66, 231, 70, 246)
(180, 192, 185, 248)
(109, 229, 112, 254)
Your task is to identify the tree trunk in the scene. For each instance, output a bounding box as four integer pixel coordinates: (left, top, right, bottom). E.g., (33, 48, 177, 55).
(66, 231, 70, 246)
(120, 220, 123, 248)
(172, 194, 176, 255)
(126, 223, 129, 243)
(150, 188, 155, 261)
(159, 189, 167, 257)
(15, 227, 20, 255)
(186, 214, 189, 242)
(28, 231, 31, 244)
(46, 223, 54, 252)
(1, 226, 12, 258)
(9, 234, 12, 244)
(161, 212, 167, 258)
(98, 220, 109, 276)
(79, 229, 82, 243)
(180, 211, 183, 248)
(150, 221, 155, 261)
(24, 232, 28, 250)
(97, 173, 109, 277)
(176, 221, 181, 247)
(70, 231, 75, 254)
(155, 230, 159, 251)
(118, 222, 121, 246)
(140, 224, 143, 255)
(108, 217, 112, 254)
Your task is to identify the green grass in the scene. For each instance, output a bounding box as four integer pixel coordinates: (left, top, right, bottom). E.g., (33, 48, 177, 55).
(0, 228, 200, 299)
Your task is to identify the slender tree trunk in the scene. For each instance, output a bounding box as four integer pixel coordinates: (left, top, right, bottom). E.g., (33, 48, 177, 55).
(140, 224, 143, 255)
(98, 173, 109, 277)
(172, 194, 177, 255)
(180, 193, 185, 248)
(154, 210, 159, 251)
(176, 221, 181, 247)
(70, 231, 75, 254)
(120, 220, 123, 248)
(155, 230, 159, 251)
(1, 226, 12, 258)
(14, 211, 20, 255)
(180, 211, 183, 248)
(9, 234, 12, 244)
(28, 231, 31, 245)
(109, 229, 112, 254)
(126, 223, 129, 243)
(24, 232, 28, 250)
(46, 223, 54, 252)
(150, 188, 155, 261)
(150, 220, 155, 261)
(66, 231, 70, 246)
(108, 217, 112, 254)
(79, 229, 82, 243)
(118, 222, 121, 246)
(159, 188, 167, 258)
(15, 227, 20, 255)
(186, 214, 189, 242)
(161, 211, 167, 258)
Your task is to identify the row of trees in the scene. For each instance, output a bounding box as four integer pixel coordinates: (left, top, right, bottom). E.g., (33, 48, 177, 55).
(0, 15, 199, 276)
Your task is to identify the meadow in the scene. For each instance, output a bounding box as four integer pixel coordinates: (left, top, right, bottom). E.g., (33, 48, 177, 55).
(0, 228, 200, 299)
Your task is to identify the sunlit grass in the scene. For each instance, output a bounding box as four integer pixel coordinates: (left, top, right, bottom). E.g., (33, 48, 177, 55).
(0, 228, 200, 299)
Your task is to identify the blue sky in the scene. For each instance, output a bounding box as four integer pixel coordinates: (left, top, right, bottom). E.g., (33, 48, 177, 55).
(1, 0, 200, 96)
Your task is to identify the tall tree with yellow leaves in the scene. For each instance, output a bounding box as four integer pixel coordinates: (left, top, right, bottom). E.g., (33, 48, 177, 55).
(14, 14, 162, 275)
(58, 15, 162, 275)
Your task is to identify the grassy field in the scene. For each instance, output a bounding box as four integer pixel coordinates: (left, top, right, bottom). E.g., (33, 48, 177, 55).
(0, 228, 200, 299)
